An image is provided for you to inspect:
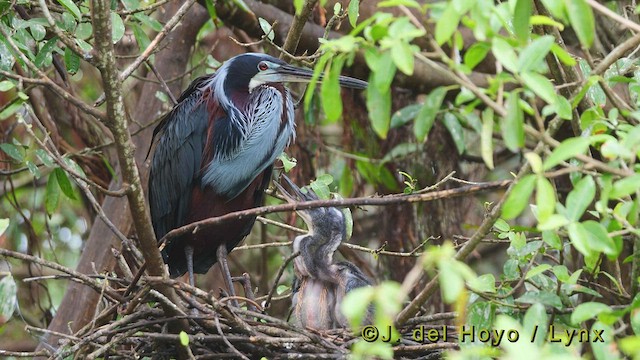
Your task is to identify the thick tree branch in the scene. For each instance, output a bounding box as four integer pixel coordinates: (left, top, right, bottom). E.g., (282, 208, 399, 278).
(91, 0, 164, 282)
(36, 2, 208, 353)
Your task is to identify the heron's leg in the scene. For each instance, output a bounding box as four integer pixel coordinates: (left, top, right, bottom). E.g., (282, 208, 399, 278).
(217, 244, 238, 307)
(185, 245, 195, 288)
(185, 245, 198, 315)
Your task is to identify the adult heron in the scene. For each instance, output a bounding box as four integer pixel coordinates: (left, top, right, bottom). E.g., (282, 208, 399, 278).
(148, 53, 367, 297)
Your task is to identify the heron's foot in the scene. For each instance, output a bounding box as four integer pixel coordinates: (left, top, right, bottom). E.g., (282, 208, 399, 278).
(231, 273, 258, 312)
(217, 274, 260, 312)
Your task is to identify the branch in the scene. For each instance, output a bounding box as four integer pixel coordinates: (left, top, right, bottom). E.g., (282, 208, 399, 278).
(282, 0, 319, 55)
(90, 0, 191, 354)
(161, 179, 510, 245)
(216, 0, 496, 92)
(0, 248, 123, 302)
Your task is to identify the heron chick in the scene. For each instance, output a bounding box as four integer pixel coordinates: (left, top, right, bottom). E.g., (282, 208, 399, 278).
(276, 176, 372, 329)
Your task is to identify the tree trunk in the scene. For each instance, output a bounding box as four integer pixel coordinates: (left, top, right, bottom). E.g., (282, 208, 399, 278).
(36, 3, 208, 353)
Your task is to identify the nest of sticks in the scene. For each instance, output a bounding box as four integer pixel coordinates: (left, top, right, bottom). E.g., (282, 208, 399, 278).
(26, 272, 458, 359)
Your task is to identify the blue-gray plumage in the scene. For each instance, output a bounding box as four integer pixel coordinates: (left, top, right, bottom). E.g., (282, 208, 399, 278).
(275, 176, 373, 329)
(147, 53, 367, 293)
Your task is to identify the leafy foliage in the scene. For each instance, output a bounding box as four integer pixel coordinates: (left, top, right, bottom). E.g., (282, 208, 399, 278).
(2, 0, 640, 358)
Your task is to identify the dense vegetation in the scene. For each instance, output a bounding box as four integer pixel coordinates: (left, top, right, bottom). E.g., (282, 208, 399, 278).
(1, 0, 640, 358)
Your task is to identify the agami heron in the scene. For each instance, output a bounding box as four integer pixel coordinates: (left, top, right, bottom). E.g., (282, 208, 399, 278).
(275, 176, 372, 329)
(148, 53, 367, 295)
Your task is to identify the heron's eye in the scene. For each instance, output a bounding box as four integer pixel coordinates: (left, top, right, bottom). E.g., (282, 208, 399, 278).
(258, 62, 269, 71)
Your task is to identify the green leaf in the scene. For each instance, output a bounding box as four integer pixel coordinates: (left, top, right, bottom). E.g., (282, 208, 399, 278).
(391, 42, 415, 75)
(321, 56, 345, 123)
(565, 175, 595, 221)
(513, 0, 532, 44)
(390, 104, 421, 128)
(568, 222, 592, 256)
(54, 167, 77, 200)
(203, 0, 218, 21)
(111, 12, 125, 44)
(543, 137, 590, 170)
(276, 284, 289, 295)
(0, 218, 8, 236)
(502, 174, 536, 219)
(58, 0, 82, 20)
(133, 13, 163, 32)
(610, 175, 640, 199)
(439, 261, 465, 303)
(521, 72, 556, 104)
(179, 331, 189, 346)
(565, 0, 595, 47)
(502, 92, 525, 152)
(277, 153, 297, 172)
(0, 275, 17, 323)
(518, 35, 555, 72)
(45, 172, 60, 215)
(583, 220, 617, 256)
(468, 274, 496, 293)
(30, 24, 46, 41)
(492, 38, 518, 73)
(526, 264, 552, 279)
(121, 0, 140, 10)
(551, 43, 576, 66)
(516, 291, 563, 309)
(538, 214, 570, 231)
(414, 87, 447, 142)
(64, 47, 80, 74)
(348, 0, 360, 27)
(364, 49, 396, 93)
(494, 218, 510, 232)
(0, 100, 26, 120)
(310, 178, 331, 199)
(0, 80, 15, 92)
(536, 177, 556, 222)
(435, 4, 461, 45)
(552, 265, 571, 282)
(539, 0, 567, 20)
(258, 18, 274, 41)
(542, 230, 562, 249)
(442, 113, 465, 154)
(132, 24, 151, 52)
(35, 36, 59, 69)
(481, 108, 494, 169)
(341, 286, 374, 328)
(293, 0, 304, 15)
(0, 143, 25, 162)
(524, 303, 548, 345)
(366, 84, 391, 139)
(571, 302, 611, 324)
(464, 42, 490, 70)
(525, 152, 543, 174)
(530, 15, 565, 30)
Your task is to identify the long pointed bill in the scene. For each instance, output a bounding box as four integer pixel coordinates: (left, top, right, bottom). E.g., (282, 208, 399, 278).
(274, 175, 318, 204)
(276, 64, 368, 89)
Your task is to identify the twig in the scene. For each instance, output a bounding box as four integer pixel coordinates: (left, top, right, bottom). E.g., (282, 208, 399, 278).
(215, 314, 249, 360)
(587, 0, 640, 33)
(263, 251, 300, 310)
(0, 25, 105, 121)
(0, 248, 123, 302)
(146, 60, 178, 105)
